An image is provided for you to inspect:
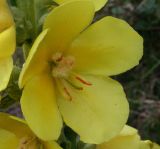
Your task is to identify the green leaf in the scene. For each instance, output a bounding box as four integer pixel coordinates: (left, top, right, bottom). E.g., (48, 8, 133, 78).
(136, 0, 156, 15)
(58, 126, 96, 149)
(6, 66, 22, 101)
(9, 0, 56, 45)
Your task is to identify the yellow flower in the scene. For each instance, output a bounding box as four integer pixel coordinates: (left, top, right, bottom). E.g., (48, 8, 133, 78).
(19, 0, 143, 144)
(0, 0, 16, 91)
(0, 112, 62, 149)
(53, 0, 108, 11)
(97, 125, 160, 149)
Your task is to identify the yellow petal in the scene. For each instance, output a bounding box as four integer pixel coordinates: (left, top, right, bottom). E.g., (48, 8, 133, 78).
(0, 0, 14, 32)
(140, 141, 160, 149)
(97, 132, 140, 149)
(119, 125, 138, 136)
(43, 141, 62, 149)
(140, 141, 152, 149)
(19, 29, 49, 88)
(0, 26, 16, 58)
(57, 75, 129, 144)
(21, 72, 62, 141)
(0, 128, 19, 149)
(0, 57, 13, 91)
(53, 0, 107, 11)
(43, 0, 94, 52)
(19, 1, 95, 88)
(0, 112, 33, 138)
(92, 0, 108, 11)
(67, 16, 143, 76)
(153, 143, 160, 149)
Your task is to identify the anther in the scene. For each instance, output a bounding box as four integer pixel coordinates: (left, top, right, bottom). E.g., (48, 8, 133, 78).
(75, 76, 92, 86)
(65, 79, 83, 90)
(55, 79, 73, 101)
(64, 87, 72, 101)
(52, 52, 63, 63)
(51, 53, 75, 79)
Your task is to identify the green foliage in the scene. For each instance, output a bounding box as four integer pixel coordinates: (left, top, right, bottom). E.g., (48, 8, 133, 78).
(8, 0, 56, 45)
(0, 66, 21, 110)
(58, 126, 96, 149)
(136, 0, 156, 15)
(6, 66, 22, 101)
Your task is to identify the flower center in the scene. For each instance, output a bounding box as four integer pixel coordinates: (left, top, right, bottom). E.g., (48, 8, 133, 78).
(51, 52, 92, 101)
(51, 52, 75, 79)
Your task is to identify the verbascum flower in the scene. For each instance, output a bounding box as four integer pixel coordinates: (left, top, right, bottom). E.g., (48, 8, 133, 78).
(19, 0, 143, 144)
(97, 125, 160, 149)
(0, 0, 16, 91)
(0, 112, 62, 149)
(53, 0, 108, 11)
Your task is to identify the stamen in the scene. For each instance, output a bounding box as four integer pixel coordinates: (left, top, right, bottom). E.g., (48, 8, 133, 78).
(52, 52, 63, 63)
(55, 79, 73, 101)
(22, 140, 28, 145)
(64, 87, 72, 101)
(56, 55, 63, 62)
(51, 53, 75, 79)
(75, 76, 92, 86)
(65, 79, 83, 90)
